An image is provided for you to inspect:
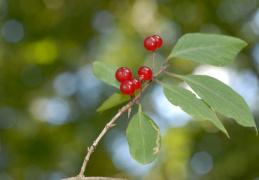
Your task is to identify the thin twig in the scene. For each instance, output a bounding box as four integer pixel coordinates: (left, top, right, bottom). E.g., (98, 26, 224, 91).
(78, 65, 168, 177)
(62, 176, 127, 180)
(161, 56, 171, 69)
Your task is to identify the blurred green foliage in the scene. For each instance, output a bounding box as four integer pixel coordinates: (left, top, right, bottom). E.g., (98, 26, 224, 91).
(0, 0, 259, 180)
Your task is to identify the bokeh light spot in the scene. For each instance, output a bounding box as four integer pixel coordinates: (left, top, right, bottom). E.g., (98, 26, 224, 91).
(252, 9, 259, 35)
(92, 10, 114, 34)
(217, 0, 257, 24)
(157, 21, 181, 46)
(30, 97, 70, 125)
(1, 19, 24, 43)
(54, 72, 78, 97)
(131, 0, 157, 34)
(76, 65, 102, 108)
(252, 43, 259, 69)
(217, 0, 240, 23)
(152, 85, 191, 127)
(190, 151, 213, 174)
(105, 130, 154, 179)
(234, 69, 259, 112)
(33, 39, 58, 64)
(193, 65, 234, 85)
(41, 171, 67, 180)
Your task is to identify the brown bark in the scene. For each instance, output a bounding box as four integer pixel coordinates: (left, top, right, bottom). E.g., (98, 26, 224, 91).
(62, 176, 127, 180)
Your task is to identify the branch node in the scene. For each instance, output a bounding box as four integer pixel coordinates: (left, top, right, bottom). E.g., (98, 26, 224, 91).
(87, 147, 94, 153)
(163, 65, 169, 70)
(105, 123, 116, 130)
(76, 175, 84, 180)
(119, 108, 124, 114)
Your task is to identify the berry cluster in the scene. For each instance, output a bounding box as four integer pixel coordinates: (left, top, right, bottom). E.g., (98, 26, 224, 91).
(115, 66, 152, 95)
(115, 35, 162, 95)
(144, 35, 163, 51)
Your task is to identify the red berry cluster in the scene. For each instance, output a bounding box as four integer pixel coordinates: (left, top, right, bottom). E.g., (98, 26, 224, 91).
(115, 35, 162, 95)
(115, 66, 153, 95)
(144, 35, 163, 51)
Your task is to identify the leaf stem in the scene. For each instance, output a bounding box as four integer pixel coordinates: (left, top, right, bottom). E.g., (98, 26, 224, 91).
(152, 77, 163, 85)
(161, 56, 171, 69)
(164, 71, 182, 79)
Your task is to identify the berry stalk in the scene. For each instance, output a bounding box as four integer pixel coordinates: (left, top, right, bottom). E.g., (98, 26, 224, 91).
(152, 51, 155, 72)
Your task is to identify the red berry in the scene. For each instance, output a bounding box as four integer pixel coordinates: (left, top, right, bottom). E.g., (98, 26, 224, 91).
(115, 67, 132, 83)
(131, 78, 141, 90)
(144, 36, 157, 51)
(138, 66, 153, 81)
(120, 80, 135, 95)
(152, 35, 163, 48)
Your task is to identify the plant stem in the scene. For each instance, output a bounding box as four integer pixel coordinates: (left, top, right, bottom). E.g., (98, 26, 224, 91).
(78, 65, 167, 177)
(152, 51, 155, 72)
(79, 108, 128, 177)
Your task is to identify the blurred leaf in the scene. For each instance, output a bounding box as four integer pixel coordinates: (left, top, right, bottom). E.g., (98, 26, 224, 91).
(97, 91, 130, 112)
(126, 105, 161, 165)
(92, 61, 120, 88)
(162, 83, 228, 137)
(182, 75, 257, 130)
(170, 33, 247, 67)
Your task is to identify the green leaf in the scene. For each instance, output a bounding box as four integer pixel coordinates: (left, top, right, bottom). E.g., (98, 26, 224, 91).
(92, 61, 120, 88)
(170, 33, 247, 67)
(126, 105, 161, 165)
(162, 83, 228, 136)
(97, 91, 130, 112)
(182, 75, 257, 130)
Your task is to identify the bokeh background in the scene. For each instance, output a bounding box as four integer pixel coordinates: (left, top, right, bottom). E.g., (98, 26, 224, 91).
(1, 0, 259, 179)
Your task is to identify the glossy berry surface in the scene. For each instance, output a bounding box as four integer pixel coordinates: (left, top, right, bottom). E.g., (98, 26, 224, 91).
(143, 36, 157, 51)
(131, 78, 141, 90)
(115, 67, 132, 83)
(120, 80, 135, 95)
(138, 66, 153, 81)
(152, 35, 163, 48)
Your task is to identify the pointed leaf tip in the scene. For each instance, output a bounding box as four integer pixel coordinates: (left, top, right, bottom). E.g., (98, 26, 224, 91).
(182, 75, 257, 131)
(97, 91, 130, 112)
(170, 33, 247, 67)
(162, 83, 229, 137)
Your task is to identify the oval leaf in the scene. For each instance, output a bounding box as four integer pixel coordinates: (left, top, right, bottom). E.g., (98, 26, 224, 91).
(92, 61, 120, 88)
(182, 75, 257, 130)
(162, 83, 228, 137)
(97, 91, 130, 112)
(126, 106, 161, 165)
(170, 33, 247, 67)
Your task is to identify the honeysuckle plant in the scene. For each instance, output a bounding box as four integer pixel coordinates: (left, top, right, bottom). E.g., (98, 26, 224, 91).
(63, 33, 257, 180)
